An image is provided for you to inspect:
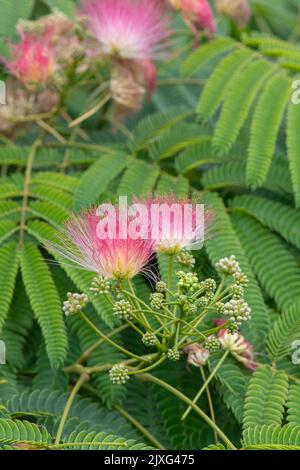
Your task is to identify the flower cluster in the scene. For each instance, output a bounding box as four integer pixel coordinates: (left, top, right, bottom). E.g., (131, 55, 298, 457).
(168, 0, 215, 39)
(50, 195, 211, 282)
(58, 201, 254, 384)
(63, 292, 89, 316)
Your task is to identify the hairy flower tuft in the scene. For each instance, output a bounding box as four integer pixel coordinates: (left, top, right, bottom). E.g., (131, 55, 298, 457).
(49, 207, 155, 280)
(82, 0, 169, 61)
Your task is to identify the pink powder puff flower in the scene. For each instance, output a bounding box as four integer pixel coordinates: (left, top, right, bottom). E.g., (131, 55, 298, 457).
(81, 0, 170, 61)
(49, 207, 155, 281)
(3, 32, 56, 87)
(168, 0, 215, 38)
(216, 322, 257, 371)
(137, 195, 213, 255)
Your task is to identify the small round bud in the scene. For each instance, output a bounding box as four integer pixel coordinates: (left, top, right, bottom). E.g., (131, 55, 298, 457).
(204, 336, 221, 352)
(182, 301, 197, 315)
(167, 348, 180, 361)
(156, 281, 166, 293)
(216, 301, 225, 314)
(233, 271, 249, 287)
(90, 275, 111, 295)
(215, 255, 241, 275)
(109, 364, 130, 385)
(176, 251, 195, 267)
(142, 332, 157, 347)
(150, 293, 164, 310)
(178, 294, 187, 304)
(197, 296, 209, 308)
(230, 284, 244, 299)
(204, 278, 217, 292)
(227, 321, 239, 335)
(224, 299, 251, 324)
(63, 292, 88, 316)
(176, 271, 199, 292)
(113, 300, 133, 320)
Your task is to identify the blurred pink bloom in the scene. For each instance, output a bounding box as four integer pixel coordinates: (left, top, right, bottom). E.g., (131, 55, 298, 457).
(168, 0, 215, 38)
(4, 32, 56, 87)
(216, 323, 257, 371)
(137, 195, 213, 255)
(50, 207, 155, 280)
(216, 0, 251, 29)
(183, 343, 210, 367)
(82, 0, 169, 119)
(82, 0, 169, 61)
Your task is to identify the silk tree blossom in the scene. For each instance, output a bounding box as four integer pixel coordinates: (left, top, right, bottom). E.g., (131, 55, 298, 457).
(137, 195, 213, 255)
(3, 32, 56, 87)
(49, 207, 155, 280)
(82, 0, 170, 118)
(168, 0, 215, 38)
(217, 325, 257, 371)
(82, 0, 170, 61)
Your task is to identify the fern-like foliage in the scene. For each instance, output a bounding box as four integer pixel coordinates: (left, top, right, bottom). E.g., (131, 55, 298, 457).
(20, 243, 67, 368)
(243, 365, 289, 429)
(183, 36, 300, 205)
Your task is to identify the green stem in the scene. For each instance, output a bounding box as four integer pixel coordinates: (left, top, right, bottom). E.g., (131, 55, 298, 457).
(138, 373, 236, 450)
(181, 351, 229, 421)
(75, 324, 129, 365)
(114, 405, 165, 450)
(54, 373, 89, 445)
(167, 255, 174, 296)
(80, 312, 141, 361)
(129, 355, 166, 375)
(200, 366, 218, 444)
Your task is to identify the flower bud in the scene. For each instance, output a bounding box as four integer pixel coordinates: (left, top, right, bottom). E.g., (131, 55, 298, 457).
(183, 343, 210, 367)
(62, 292, 88, 316)
(109, 364, 130, 385)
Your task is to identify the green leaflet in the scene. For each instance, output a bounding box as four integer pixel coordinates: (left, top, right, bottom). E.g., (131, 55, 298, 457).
(20, 243, 67, 368)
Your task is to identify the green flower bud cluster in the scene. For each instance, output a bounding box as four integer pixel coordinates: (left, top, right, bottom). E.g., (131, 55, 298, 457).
(167, 348, 180, 361)
(230, 284, 244, 299)
(176, 271, 199, 292)
(233, 271, 249, 287)
(155, 281, 166, 293)
(109, 364, 130, 385)
(182, 300, 198, 315)
(204, 336, 221, 352)
(142, 332, 157, 347)
(90, 275, 111, 295)
(113, 300, 133, 320)
(227, 321, 239, 335)
(150, 293, 165, 310)
(176, 251, 195, 267)
(196, 291, 214, 308)
(203, 278, 217, 292)
(63, 292, 88, 316)
(216, 301, 225, 314)
(224, 299, 251, 324)
(215, 255, 241, 275)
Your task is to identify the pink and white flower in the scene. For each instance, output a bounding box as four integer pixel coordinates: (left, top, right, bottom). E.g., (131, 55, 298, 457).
(137, 195, 213, 255)
(3, 32, 56, 87)
(168, 0, 215, 38)
(50, 207, 155, 280)
(82, 0, 170, 61)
